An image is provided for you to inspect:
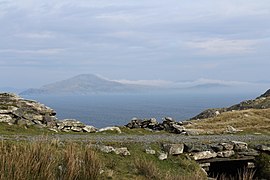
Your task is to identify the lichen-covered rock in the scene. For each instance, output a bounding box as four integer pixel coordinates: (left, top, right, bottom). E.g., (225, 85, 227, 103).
(99, 146, 115, 153)
(191, 151, 217, 160)
(0, 93, 97, 133)
(232, 141, 248, 151)
(256, 145, 270, 152)
(82, 125, 97, 133)
(158, 152, 168, 160)
(217, 150, 235, 158)
(0, 93, 57, 127)
(145, 148, 156, 155)
(99, 127, 122, 133)
(163, 143, 184, 155)
(114, 147, 130, 156)
(220, 142, 234, 151)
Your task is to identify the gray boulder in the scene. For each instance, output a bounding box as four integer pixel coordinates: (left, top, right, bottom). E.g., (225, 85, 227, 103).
(191, 151, 217, 160)
(163, 143, 184, 155)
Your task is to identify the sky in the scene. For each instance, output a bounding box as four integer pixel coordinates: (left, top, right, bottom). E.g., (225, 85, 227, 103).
(0, 0, 270, 88)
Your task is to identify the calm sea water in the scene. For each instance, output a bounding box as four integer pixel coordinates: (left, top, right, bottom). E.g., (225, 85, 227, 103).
(22, 92, 257, 128)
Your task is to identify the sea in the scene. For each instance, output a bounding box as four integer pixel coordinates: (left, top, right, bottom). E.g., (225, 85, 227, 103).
(22, 92, 257, 128)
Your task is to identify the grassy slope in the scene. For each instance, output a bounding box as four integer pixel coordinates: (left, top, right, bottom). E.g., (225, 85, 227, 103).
(185, 108, 270, 134)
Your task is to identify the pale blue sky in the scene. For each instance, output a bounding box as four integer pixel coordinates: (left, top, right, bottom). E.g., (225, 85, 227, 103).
(0, 0, 270, 88)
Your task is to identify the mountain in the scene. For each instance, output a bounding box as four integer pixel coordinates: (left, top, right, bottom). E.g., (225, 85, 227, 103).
(184, 83, 229, 90)
(20, 74, 150, 95)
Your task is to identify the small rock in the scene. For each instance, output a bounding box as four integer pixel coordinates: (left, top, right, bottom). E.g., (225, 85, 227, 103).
(217, 150, 235, 158)
(82, 125, 97, 133)
(145, 149, 156, 155)
(99, 146, 115, 153)
(163, 143, 184, 155)
(256, 145, 270, 152)
(191, 151, 217, 160)
(211, 144, 224, 152)
(114, 147, 130, 156)
(232, 141, 248, 151)
(48, 128, 58, 133)
(220, 142, 234, 151)
(158, 152, 168, 160)
(238, 149, 259, 156)
(99, 127, 122, 133)
(226, 125, 243, 134)
(71, 126, 82, 132)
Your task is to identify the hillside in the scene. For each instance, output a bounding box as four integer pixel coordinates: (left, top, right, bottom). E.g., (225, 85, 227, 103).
(191, 89, 270, 120)
(186, 89, 270, 134)
(20, 74, 149, 95)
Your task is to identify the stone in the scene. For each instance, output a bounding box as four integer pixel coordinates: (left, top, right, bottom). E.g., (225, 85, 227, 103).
(171, 124, 185, 133)
(238, 149, 259, 156)
(220, 143, 234, 151)
(48, 128, 58, 133)
(71, 126, 82, 132)
(0, 114, 13, 123)
(99, 146, 115, 153)
(217, 150, 235, 158)
(0, 93, 57, 128)
(99, 127, 122, 133)
(256, 145, 270, 152)
(185, 143, 211, 153)
(145, 149, 156, 155)
(164, 117, 174, 122)
(211, 144, 224, 152)
(232, 141, 248, 151)
(163, 143, 184, 155)
(226, 125, 243, 133)
(158, 152, 168, 160)
(82, 125, 97, 133)
(114, 147, 130, 156)
(191, 151, 217, 160)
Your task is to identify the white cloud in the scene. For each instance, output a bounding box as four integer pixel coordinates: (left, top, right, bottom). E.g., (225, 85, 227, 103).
(187, 38, 258, 55)
(15, 32, 55, 39)
(0, 48, 65, 55)
(114, 79, 173, 87)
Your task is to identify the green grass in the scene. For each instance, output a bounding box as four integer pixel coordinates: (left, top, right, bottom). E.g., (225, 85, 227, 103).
(0, 138, 207, 180)
(0, 122, 52, 135)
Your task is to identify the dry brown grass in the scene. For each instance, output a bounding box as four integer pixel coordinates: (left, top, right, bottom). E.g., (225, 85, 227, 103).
(134, 158, 161, 180)
(185, 109, 270, 134)
(0, 140, 102, 180)
(217, 168, 256, 180)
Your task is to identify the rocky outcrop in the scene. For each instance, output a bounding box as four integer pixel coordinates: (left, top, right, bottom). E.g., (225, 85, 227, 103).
(125, 117, 194, 134)
(259, 89, 270, 98)
(0, 93, 56, 127)
(191, 89, 270, 120)
(0, 93, 98, 133)
(56, 119, 97, 133)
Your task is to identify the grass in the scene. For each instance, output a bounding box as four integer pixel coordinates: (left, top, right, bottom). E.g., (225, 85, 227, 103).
(0, 140, 102, 180)
(184, 109, 270, 135)
(0, 138, 208, 180)
(0, 122, 52, 135)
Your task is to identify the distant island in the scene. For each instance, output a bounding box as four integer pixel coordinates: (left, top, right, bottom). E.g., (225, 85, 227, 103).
(20, 74, 152, 95)
(17, 73, 261, 95)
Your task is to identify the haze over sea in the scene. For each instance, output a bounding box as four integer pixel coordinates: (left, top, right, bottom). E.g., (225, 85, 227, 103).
(22, 92, 257, 128)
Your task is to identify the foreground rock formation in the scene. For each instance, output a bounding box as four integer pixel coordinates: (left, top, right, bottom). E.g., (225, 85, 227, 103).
(0, 93, 57, 127)
(0, 93, 99, 133)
